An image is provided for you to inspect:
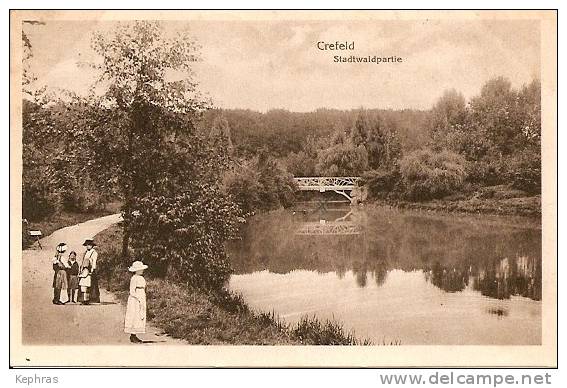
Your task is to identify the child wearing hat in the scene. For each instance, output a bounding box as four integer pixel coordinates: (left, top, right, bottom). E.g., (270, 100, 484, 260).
(124, 261, 148, 343)
(52, 243, 69, 305)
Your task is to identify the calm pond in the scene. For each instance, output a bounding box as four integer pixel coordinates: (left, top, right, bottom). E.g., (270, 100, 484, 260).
(227, 204, 542, 345)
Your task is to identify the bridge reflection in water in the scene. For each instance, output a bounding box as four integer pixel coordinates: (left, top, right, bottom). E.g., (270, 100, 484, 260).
(295, 210, 361, 235)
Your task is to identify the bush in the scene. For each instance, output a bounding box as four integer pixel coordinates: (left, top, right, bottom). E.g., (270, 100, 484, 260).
(223, 166, 262, 216)
(223, 155, 297, 215)
(61, 187, 109, 213)
(399, 149, 467, 201)
(465, 156, 509, 187)
(257, 156, 297, 210)
(361, 167, 401, 199)
(507, 151, 541, 195)
(285, 151, 317, 177)
(22, 166, 60, 221)
(129, 183, 241, 291)
(316, 143, 369, 176)
(292, 316, 370, 345)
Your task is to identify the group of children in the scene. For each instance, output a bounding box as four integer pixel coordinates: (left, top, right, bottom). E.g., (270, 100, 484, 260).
(52, 239, 100, 305)
(51, 239, 149, 343)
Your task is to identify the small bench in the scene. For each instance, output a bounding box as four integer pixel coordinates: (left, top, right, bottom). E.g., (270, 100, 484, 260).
(28, 230, 42, 249)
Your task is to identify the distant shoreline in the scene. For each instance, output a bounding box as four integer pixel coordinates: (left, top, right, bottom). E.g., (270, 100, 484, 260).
(368, 195, 541, 219)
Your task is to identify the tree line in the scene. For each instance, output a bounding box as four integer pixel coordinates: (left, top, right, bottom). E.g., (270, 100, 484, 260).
(202, 76, 541, 203)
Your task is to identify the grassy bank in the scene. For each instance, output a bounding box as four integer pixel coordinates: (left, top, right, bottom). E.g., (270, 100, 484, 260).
(374, 195, 540, 217)
(95, 225, 375, 345)
(368, 185, 541, 218)
(22, 201, 122, 249)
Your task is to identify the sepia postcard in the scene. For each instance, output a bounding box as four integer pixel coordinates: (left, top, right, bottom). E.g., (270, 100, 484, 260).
(9, 9, 557, 367)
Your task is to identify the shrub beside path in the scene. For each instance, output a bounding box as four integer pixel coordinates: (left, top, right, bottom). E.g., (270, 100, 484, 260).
(21, 213, 184, 345)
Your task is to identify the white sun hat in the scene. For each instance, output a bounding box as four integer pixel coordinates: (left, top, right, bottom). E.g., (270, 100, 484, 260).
(128, 261, 148, 272)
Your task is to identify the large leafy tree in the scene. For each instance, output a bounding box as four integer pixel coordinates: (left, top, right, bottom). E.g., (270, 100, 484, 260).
(74, 21, 239, 288)
(85, 22, 203, 255)
(468, 76, 520, 155)
(423, 77, 541, 191)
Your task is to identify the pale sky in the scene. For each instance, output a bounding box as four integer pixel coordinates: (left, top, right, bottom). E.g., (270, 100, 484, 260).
(23, 19, 540, 111)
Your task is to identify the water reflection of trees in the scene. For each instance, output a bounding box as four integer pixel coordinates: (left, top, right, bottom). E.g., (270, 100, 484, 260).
(425, 263, 469, 292)
(425, 255, 541, 301)
(226, 207, 542, 301)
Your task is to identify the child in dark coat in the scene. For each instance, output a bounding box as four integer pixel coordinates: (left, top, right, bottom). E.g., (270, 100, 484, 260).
(66, 251, 80, 303)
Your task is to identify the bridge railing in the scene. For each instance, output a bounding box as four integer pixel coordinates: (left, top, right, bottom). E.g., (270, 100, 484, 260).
(293, 177, 360, 190)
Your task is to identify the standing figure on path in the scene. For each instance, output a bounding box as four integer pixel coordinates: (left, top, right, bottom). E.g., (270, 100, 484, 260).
(66, 251, 80, 303)
(52, 243, 69, 305)
(124, 261, 148, 343)
(78, 247, 92, 305)
(82, 239, 100, 303)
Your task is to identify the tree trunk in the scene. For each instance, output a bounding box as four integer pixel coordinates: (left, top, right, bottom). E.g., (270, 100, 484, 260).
(121, 209, 130, 262)
(122, 107, 136, 263)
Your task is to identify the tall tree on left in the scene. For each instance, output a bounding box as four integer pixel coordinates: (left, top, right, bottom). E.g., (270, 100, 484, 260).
(80, 22, 221, 262)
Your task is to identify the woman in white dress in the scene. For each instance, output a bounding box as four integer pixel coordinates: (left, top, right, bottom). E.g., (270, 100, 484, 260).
(124, 261, 148, 343)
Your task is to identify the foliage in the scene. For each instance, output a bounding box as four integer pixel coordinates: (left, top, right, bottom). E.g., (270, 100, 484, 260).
(22, 22, 236, 290)
(256, 152, 297, 209)
(463, 154, 508, 187)
(22, 27, 46, 99)
(468, 77, 520, 155)
(292, 316, 373, 345)
(22, 130, 60, 220)
(399, 149, 467, 201)
(128, 184, 240, 290)
(22, 165, 60, 221)
(315, 125, 369, 176)
(22, 31, 35, 95)
(285, 150, 317, 177)
(21, 93, 119, 218)
(223, 153, 297, 215)
(199, 77, 540, 198)
(313, 110, 402, 177)
(208, 114, 234, 160)
(426, 77, 541, 192)
(427, 89, 467, 140)
(222, 164, 262, 216)
(507, 149, 541, 194)
(82, 22, 232, 284)
(366, 122, 402, 170)
(197, 108, 429, 158)
(284, 135, 322, 177)
(362, 167, 401, 199)
(316, 142, 368, 176)
(22, 99, 63, 220)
